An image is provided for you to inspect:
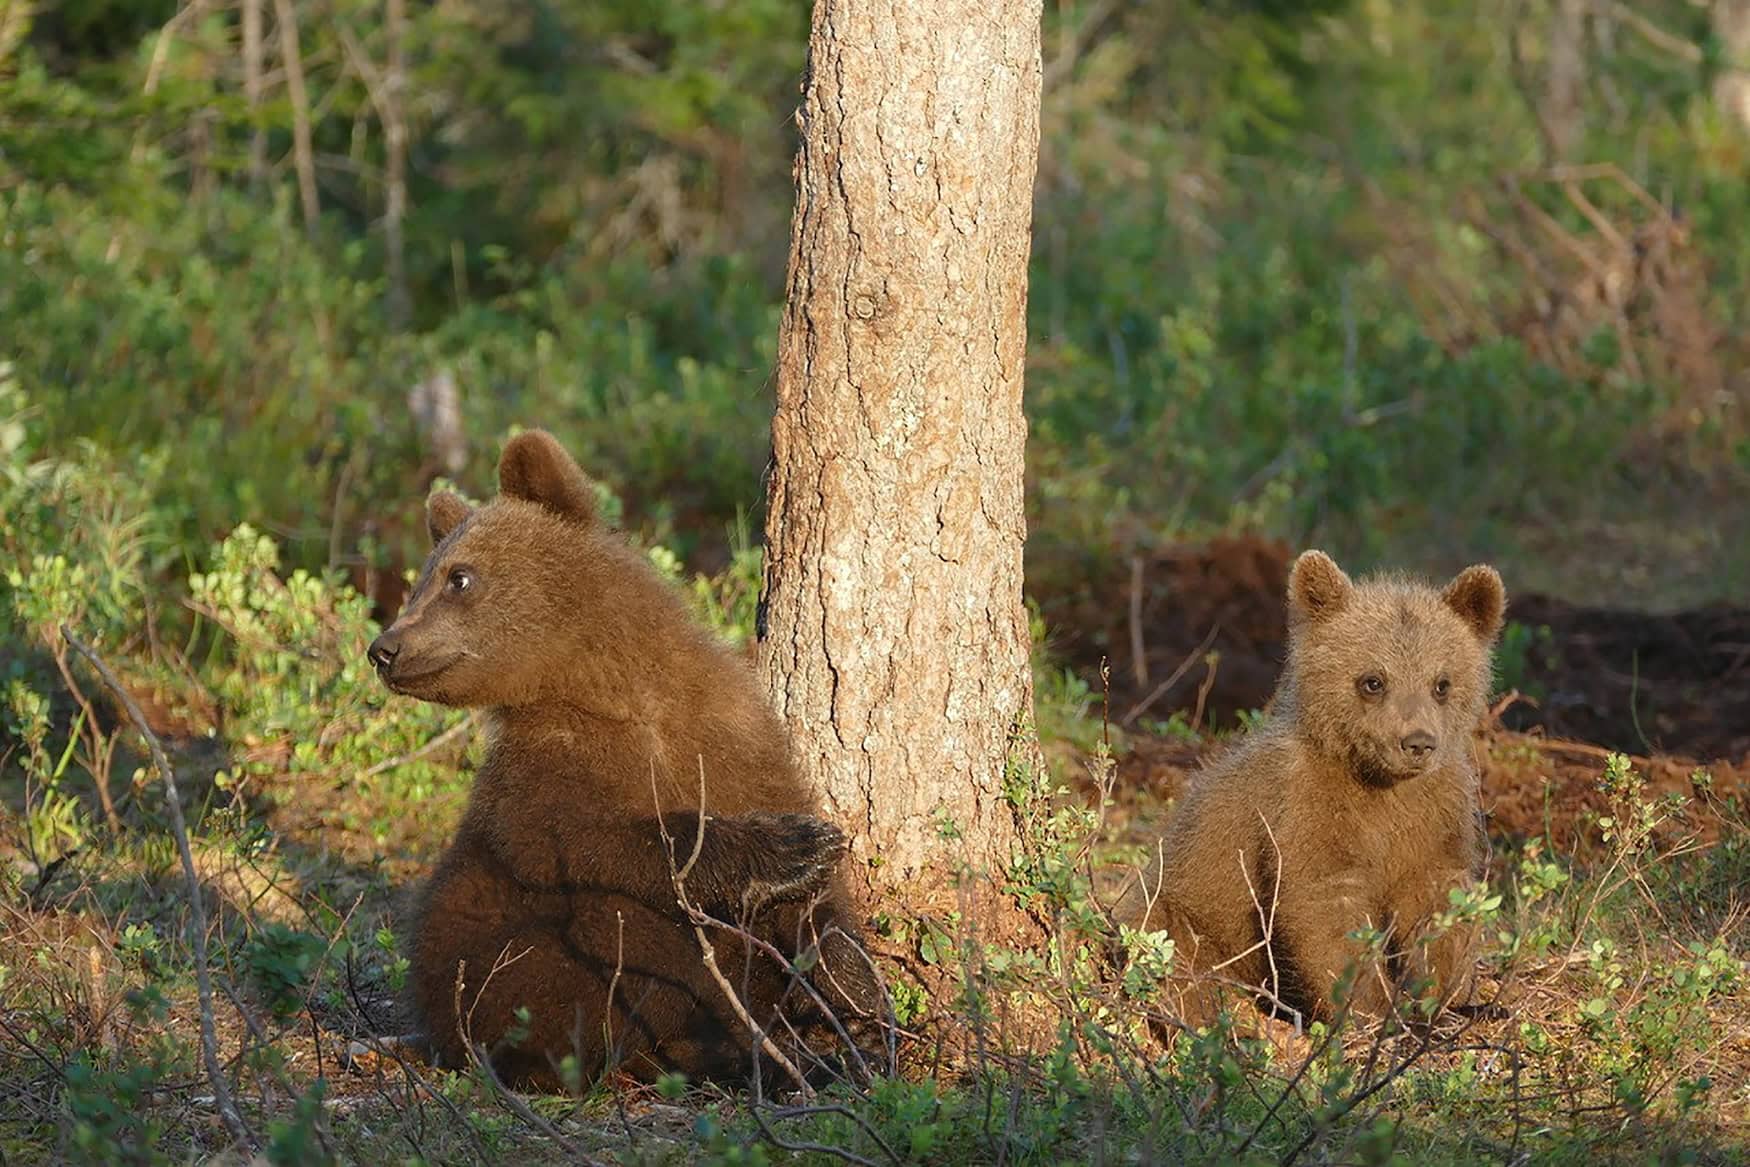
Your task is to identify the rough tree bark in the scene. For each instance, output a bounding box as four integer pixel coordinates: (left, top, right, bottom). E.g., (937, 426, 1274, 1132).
(759, 0, 1044, 916)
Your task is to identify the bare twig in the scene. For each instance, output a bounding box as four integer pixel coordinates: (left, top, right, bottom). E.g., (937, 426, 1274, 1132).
(459, 942, 533, 1061)
(1608, 0, 1703, 62)
(654, 761, 816, 1098)
(1127, 555, 1149, 689)
(1189, 651, 1220, 733)
(748, 1102, 889, 1167)
(1119, 623, 1220, 727)
(472, 1051, 610, 1167)
(1279, 999, 1491, 1166)
(1232, 815, 1288, 1024)
(140, 0, 209, 98)
(1229, 1008, 1352, 1158)
(1042, 0, 1123, 88)
(358, 713, 478, 778)
(61, 626, 253, 1151)
(602, 910, 627, 1079)
(46, 644, 120, 832)
(686, 901, 883, 1086)
(0, 1009, 73, 1083)
(342, 949, 493, 1166)
(383, 0, 409, 327)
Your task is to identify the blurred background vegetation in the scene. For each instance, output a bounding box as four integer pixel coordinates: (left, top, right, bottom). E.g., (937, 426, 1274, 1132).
(4, 0, 1748, 619)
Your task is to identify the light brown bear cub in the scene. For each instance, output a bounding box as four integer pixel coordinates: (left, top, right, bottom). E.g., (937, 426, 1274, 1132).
(368, 429, 877, 1090)
(1115, 549, 1505, 1025)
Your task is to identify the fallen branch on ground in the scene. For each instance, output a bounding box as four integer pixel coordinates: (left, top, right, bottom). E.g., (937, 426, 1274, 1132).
(62, 625, 254, 1151)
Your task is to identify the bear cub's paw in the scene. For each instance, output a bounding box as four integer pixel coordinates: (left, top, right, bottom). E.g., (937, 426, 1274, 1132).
(738, 812, 848, 908)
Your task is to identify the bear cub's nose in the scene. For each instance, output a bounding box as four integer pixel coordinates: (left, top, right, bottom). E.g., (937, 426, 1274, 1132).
(368, 630, 402, 673)
(1400, 730, 1436, 760)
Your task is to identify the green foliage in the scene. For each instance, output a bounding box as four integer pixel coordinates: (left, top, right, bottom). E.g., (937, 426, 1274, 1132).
(1034, 661, 1108, 754)
(264, 1078, 334, 1167)
(1495, 620, 1557, 698)
(3, 0, 1744, 603)
(373, 925, 410, 994)
(178, 520, 471, 839)
(0, 184, 421, 572)
(0, 379, 161, 650)
(243, 922, 328, 1019)
(63, 1053, 174, 1167)
(1595, 750, 1689, 856)
(4, 680, 88, 861)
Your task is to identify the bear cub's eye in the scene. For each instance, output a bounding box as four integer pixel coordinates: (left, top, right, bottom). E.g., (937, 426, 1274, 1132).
(1356, 673, 1386, 698)
(447, 568, 474, 593)
(1433, 676, 1452, 702)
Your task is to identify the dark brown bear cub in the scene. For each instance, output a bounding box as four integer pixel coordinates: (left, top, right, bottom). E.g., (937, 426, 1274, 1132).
(1114, 549, 1505, 1027)
(369, 429, 878, 1090)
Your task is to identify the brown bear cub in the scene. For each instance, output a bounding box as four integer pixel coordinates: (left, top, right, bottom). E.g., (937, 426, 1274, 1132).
(368, 429, 879, 1090)
(1113, 549, 1506, 1027)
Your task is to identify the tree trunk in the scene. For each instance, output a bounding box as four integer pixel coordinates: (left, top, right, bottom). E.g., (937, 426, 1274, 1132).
(242, 0, 265, 192)
(1541, 0, 1590, 161)
(1717, 1, 1750, 131)
(383, 0, 410, 328)
(271, 0, 320, 238)
(758, 0, 1043, 916)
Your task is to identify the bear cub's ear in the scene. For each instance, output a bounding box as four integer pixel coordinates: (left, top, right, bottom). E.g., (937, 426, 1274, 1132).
(426, 490, 473, 544)
(497, 429, 597, 525)
(1441, 564, 1507, 644)
(1288, 549, 1353, 626)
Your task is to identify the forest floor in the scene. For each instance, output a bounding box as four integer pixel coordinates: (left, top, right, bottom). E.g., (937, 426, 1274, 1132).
(4, 537, 1748, 1163)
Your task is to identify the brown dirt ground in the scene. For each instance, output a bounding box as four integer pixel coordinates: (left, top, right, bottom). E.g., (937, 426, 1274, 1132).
(1052, 535, 1750, 858)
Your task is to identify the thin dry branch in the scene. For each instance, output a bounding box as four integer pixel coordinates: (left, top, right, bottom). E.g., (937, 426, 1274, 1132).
(1127, 556, 1148, 689)
(1119, 622, 1220, 727)
(140, 0, 209, 97)
(684, 898, 884, 1086)
(746, 1102, 890, 1167)
(383, 0, 409, 327)
(61, 626, 253, 1151)
(1237, 815, 1288, 1022)
(1609, 0, 1704, 62)
(358, 713, 478, 778)
(341, 950, 494, 1166)
(471, 1049, 610, 1167)
(46, 640, 120, 832)
(653, 760, 816, 1098)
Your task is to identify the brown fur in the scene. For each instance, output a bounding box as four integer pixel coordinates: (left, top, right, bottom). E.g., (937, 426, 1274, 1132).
(369, 429, 879, 1090)
(1114, 550, 1506, 1026)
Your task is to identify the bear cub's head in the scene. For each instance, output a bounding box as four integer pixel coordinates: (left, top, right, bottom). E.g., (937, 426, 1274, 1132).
(367, 428, 613, 709)
(1284, 549, 1506, 786)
